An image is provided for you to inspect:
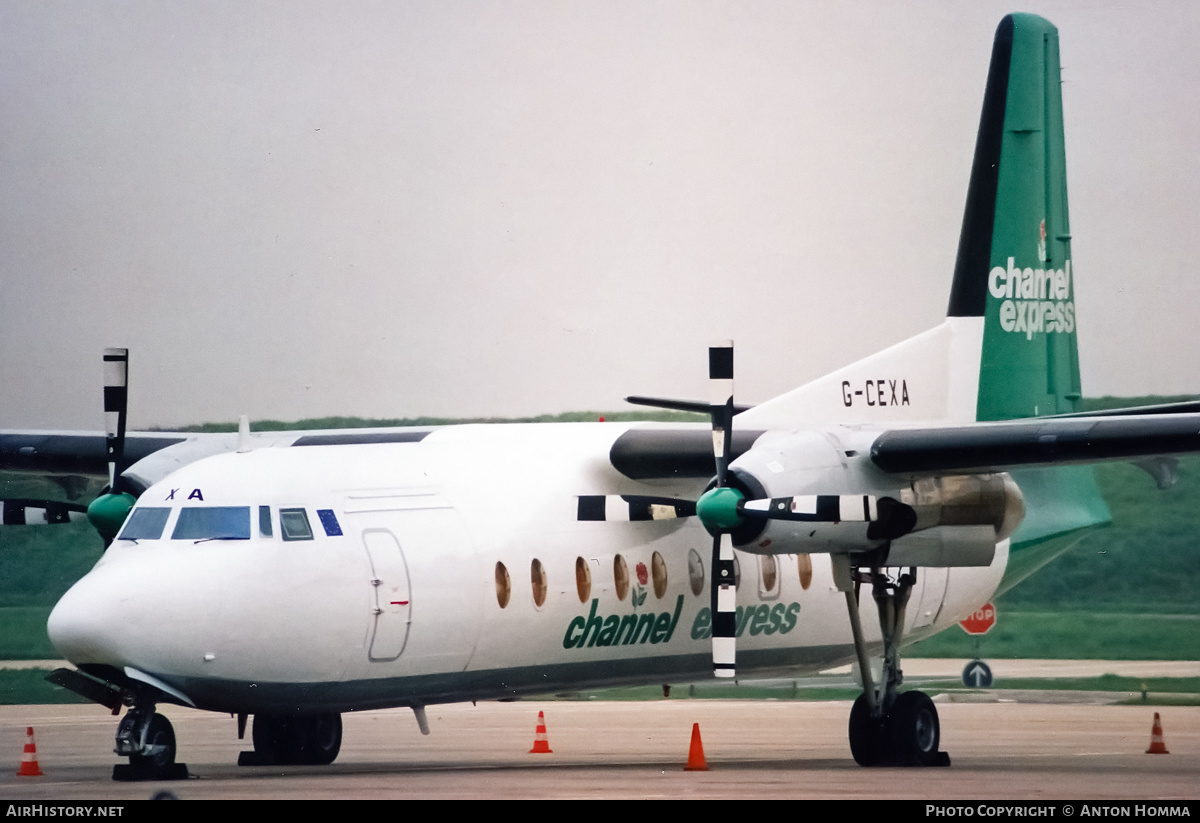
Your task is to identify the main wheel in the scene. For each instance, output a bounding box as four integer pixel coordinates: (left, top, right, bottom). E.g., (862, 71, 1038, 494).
(292, 714, 342, 765)
(887, 690, 940, 766)
(252, 714, 290, 763)
(129, 712, 176, 770)
(848, 693, 885, 766)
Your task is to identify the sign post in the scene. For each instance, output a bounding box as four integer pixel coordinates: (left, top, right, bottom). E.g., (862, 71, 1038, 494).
(959, 602, 996, 688)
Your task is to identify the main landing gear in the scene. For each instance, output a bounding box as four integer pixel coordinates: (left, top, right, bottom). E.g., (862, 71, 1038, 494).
(836, 559, 950, 767)
(112, 704, 188, 781)
(238, 713, 343, 766)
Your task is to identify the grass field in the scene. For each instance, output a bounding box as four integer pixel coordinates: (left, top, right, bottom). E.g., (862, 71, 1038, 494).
(907, 612, 1200, 660)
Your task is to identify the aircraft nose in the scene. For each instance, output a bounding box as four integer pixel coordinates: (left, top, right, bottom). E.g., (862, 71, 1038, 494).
(47, 563, 133, 667)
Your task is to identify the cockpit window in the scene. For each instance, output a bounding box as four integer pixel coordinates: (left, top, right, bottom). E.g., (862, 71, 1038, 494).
(118, 507, 171, 541)
(172, 506, 251, 540)
(259, 505, 273, 537)
(279, 508, 313, 541)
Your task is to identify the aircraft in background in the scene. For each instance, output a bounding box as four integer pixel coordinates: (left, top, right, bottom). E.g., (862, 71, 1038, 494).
(4, 13, 1199, 779)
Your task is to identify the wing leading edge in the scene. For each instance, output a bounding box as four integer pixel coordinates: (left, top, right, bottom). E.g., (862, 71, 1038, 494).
(870, 413, 1200, 476)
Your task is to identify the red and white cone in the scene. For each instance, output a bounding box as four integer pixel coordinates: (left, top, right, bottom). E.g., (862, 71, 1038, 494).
(17, 727, 43, 776)
(1146, 712, 1169, 754)
(529, 710, 553, 753)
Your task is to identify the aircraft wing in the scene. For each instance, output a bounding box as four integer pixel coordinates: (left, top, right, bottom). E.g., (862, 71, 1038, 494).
(0, 431, 187, 481)
(869, 413, 1200, 476)
(0, 427, 437, 510)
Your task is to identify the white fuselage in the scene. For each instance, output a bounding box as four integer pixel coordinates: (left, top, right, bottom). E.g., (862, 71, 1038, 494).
(47, 423, 1006, 714)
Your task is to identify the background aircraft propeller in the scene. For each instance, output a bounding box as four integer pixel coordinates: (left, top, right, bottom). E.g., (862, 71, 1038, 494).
(0, 349, 137, 545)
(87, 348, 137, 544)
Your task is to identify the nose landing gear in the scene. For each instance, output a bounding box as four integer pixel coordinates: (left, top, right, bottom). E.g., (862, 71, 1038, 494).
(112, 705, 188, 781)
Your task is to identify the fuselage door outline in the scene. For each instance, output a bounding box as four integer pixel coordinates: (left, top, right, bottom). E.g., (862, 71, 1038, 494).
(362, 528, 412, 661)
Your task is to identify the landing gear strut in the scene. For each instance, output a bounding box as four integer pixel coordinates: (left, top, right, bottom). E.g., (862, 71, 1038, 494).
(837, 559, 949, 767)
(112, 704, 188, 781)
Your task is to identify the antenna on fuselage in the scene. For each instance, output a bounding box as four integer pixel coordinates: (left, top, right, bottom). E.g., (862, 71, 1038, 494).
(237, 415, 252, 453)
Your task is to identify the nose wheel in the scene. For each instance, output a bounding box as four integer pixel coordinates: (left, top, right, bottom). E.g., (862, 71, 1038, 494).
(112, 706, 189, 781)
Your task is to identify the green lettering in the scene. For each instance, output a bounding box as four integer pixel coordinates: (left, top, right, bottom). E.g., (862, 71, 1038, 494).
(597, 615, 619, 647)
(563, 616, 585, 649)
(631, 612, 655, 644)
(691, 607, 712, 640)
(617, 613, 640, 645)
(650, 611, 671, 643)
(749, 604, 770, 636)
(583, 600, 604, 647)
(766, 603, 786, 635)
(781, 602, 800, 633)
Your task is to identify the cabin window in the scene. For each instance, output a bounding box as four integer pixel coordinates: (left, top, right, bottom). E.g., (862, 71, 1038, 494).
(317, 509, 343, 537)
(613, 554, 629, 601)
(575, 556, 591, 603)
(495, 562, 511, 608)
(118, 507, 171, 541)
(759, 554, 779, 599)
(687, 548, 705, 597)
(258, 506, 272, 537)
(797, 553, 813, 590)
(279, 508, 313, 541)
(171, 506, 250, 540)
(651, 551, 668, 598)
(531, 558, 548, 607)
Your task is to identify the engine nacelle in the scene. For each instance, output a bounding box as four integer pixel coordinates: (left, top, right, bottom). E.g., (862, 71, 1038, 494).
(727, 431, 1024, 566)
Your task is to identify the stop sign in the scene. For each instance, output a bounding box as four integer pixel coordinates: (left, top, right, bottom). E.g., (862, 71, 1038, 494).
(959, 602, 996, 635)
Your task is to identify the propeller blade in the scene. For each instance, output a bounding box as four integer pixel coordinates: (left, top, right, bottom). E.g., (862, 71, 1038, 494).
(576, 495, 696, 521)
(711, 531, 737, 678)
(708, 341, 734, 488)
(706, 340, 740, 677)
(91, 348, 135, 545)
(102, 348, 129, 489)
(738, 494, 917, 539)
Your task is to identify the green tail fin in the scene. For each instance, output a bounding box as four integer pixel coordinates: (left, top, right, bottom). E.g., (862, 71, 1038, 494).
(947, 14, 1081, 422)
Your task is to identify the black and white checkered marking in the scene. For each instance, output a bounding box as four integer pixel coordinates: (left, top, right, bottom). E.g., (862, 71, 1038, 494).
(576, 495, 696, 522)
(740, 494, 879, 522)
(103, 348, 129, 486)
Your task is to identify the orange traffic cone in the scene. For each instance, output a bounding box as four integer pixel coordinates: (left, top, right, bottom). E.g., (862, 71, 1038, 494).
(529, 711, 553, 753)
(1146, 712, 1169, 754)
(17, 727, 43, 776)
(684, 722, 707, 771)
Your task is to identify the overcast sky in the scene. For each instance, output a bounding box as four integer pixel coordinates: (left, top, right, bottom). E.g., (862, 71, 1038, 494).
(3, 1, 1199, 429)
